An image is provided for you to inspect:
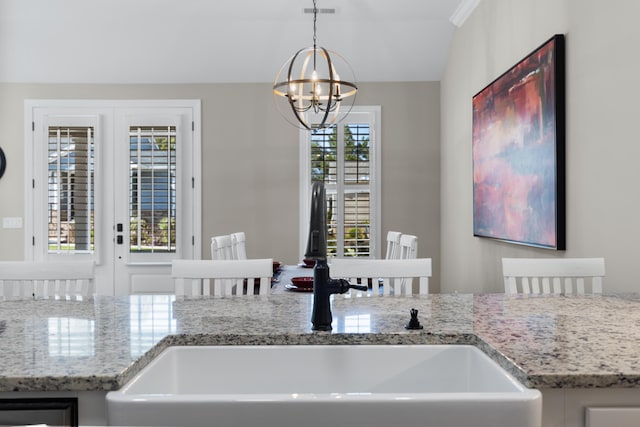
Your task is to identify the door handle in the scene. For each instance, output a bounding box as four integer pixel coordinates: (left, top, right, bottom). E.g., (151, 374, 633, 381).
(116, 223, 124, 244)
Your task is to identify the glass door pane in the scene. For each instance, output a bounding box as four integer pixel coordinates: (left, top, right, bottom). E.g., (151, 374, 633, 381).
(47, 126, 95, 254)
(129, 126, 177, 254)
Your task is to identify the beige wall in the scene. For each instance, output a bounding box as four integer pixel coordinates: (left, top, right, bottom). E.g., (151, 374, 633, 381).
(441, 0, 640, 292)
(0, 81, 441, 290)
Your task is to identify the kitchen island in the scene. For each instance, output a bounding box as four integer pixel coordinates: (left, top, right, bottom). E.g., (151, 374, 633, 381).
(0, 292, 639, 426)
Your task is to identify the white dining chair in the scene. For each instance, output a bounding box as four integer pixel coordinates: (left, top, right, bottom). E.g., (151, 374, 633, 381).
(0, 261, 96, 301)
(330, 258, 432, 297)
(394, 234, 418, 290)
(172, 258, 273, 298)
(210, 235, 233, 260)
(384, 231, 402, 260)
(398, 234, 418, 259)
(502, 257, 605, 295)
(230, 232, 247, 260)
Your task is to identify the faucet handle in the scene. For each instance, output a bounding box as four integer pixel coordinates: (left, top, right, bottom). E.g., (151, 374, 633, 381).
(347, 283, 369, 292)
(329, 278, 368, 293)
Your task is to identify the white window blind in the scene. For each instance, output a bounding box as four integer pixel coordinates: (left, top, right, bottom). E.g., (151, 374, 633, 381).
(129, 126, 177, 253)
(309, 118, 375, 258)
(47, 126, 94, 254)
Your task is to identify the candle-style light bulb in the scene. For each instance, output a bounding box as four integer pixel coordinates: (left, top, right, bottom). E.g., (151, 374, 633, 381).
(288, 82, 297, 99)
(333, 72, 341, 97)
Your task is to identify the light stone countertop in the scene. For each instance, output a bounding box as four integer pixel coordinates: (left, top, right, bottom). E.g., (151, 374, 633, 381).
(0, 290, 639, 392)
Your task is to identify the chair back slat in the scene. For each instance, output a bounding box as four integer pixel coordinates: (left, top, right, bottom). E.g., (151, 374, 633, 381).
(418, 277, 429, 294)
(330, 258, 432, 297)
(592, 277, 603, 293)
(398, 234, 418, 260)
(211, 235, 233, 260)
(230, 232, 247, 260)
(541, 278, 551, 294)
(385, 231, 402, 260)
(397, 235, 418, 290)
(502, 258, 605, 295)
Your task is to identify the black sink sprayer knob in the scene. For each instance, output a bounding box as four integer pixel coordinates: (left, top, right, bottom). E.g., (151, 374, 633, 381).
(405, 308, 424, 330)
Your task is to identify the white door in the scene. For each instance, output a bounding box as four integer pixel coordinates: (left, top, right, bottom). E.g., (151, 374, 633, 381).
(112, 109, 198, 294)
(26, 100, 201, 295)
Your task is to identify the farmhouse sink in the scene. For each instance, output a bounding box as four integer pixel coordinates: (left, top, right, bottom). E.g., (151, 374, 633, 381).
(106, 344, 541, 427)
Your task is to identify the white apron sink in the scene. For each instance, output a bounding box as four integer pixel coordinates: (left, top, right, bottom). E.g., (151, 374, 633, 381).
(107, 344, 541, 427)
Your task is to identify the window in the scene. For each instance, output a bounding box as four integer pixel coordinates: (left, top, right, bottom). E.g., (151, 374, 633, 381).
(300, 107, 381, 258)
(129, 126, 177, 253)
(47, 126, 95, 254)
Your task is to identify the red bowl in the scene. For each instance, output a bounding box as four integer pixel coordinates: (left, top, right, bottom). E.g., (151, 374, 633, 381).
(302, 258, 315, 268)
(291, 276, 314, 289)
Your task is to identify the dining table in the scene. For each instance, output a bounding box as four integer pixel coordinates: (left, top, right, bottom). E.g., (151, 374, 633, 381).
(272, 263, 316, 294)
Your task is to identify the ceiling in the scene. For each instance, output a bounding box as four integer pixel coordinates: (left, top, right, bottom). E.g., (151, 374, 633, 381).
(0, 0, 478, 84)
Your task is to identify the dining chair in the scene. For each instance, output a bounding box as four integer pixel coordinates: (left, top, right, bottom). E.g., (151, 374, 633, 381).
(384, 231, 402, 260)
(330, 258, 432, 296)
(0, 261, 96, 301)
(172, 258, 273, 298)
(395, 234, 418, 290)
(502, 257, 605, 295)
(210, 235, 233, 260)
(398, 234, 418, 259)
(230, 232, 247, 260)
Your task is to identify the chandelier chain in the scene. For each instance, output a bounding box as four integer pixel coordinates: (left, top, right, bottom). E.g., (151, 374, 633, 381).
(312, 0, 317, 49)
(312, 0, 318, 70)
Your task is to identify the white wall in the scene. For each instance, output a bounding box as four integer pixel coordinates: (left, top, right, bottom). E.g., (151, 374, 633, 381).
(0, 81, 442, 290)
(441, 0, 640, 292)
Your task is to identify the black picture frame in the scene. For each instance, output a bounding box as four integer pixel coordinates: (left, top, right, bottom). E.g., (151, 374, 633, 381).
(472, 34, 566, 250)
(0, 147, 6, 179)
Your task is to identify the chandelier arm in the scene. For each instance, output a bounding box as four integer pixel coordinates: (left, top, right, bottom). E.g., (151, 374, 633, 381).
(293, 108, 313, 131)
(316, 47, 334, 128)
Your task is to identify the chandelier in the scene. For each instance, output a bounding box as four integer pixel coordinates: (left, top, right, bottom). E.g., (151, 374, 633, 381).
(273, 0, 358, 131)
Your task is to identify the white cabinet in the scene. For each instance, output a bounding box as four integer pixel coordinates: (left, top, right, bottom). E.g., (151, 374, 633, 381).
(585, 407, 640, 427)
(542, 389, 640, 427)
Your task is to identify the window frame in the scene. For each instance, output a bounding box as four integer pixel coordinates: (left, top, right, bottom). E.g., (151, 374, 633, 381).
(27, 112, 104, 262)
(298, 106, 382, 259)
(46, 123, 96, 255)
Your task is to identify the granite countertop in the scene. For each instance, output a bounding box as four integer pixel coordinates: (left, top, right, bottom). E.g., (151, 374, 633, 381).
(0, 291, 639, 392)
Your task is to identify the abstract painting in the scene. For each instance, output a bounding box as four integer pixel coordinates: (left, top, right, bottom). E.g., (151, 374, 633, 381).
(472, 34, 565, 249)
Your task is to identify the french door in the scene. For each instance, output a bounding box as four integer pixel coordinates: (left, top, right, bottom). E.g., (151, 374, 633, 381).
(25, 100, 201, 295)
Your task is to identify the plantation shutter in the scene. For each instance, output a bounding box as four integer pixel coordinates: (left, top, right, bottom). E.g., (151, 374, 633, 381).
(311, 121, 372, 257)
(129, 126, 177, 253)
(47, 126, 94, 253)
